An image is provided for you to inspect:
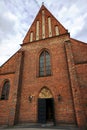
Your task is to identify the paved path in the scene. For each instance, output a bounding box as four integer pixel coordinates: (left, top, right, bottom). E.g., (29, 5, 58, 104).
(0, 126, 80, 130)
(0, 128, 79, 130)
(0, 123, 80, 130)
(1, 129, 59, 130)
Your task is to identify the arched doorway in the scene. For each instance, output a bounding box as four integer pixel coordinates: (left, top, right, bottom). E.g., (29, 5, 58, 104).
(38, 87, 55, 124)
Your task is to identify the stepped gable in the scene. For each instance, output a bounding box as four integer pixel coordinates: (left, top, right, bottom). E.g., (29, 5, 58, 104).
(23, 5, 68, 44)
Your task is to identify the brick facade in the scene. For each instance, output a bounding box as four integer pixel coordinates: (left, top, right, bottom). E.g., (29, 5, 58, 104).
(0, 5, 87, 128)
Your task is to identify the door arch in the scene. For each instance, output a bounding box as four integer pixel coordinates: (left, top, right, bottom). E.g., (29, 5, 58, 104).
(38, 87, 55, 124)
(39, 87, 53, 99)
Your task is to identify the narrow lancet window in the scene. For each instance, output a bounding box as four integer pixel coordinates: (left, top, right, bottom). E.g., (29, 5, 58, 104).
(39, 50, 51, 76)
(1, 81, 10, 100)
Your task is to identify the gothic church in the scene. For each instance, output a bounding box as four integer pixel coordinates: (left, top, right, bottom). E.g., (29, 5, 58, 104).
(0, 5, 87, 128)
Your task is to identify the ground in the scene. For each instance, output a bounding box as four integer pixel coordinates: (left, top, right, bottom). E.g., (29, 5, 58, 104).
(0, 124, 80, 130)
(0, 128, 80, 130)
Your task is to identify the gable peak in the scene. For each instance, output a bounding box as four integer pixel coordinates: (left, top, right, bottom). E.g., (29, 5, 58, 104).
(23, 4, 68, 44)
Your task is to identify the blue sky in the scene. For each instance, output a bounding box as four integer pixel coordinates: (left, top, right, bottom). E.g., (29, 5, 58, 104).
(0, 0, 87, 66)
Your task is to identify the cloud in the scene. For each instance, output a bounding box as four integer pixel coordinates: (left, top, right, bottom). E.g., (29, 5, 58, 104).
(0, 2, 16, 43)
(74, 16, 87, 42)
(60, 5, 87, 36)
(47, 0, 87, 41)
(0, 0, 39, 65)
(0, 0, 87, 66)
(49, 3, 86, 37)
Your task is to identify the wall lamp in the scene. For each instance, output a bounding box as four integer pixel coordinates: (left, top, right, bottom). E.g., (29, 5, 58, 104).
(29, 95, 33, 103)
(58, 94, 62, 101)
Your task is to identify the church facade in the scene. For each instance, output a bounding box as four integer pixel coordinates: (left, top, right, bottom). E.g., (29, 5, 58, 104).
(0, 5, 87, 128)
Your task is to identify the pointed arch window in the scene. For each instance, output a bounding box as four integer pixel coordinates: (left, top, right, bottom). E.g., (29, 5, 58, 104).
(1, 81, 10, 100)
(39, 50, 51, 77)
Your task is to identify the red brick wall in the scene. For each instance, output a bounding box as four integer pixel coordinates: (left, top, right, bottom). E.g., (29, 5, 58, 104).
(0, 74, 15, 125)
(18, 35, 76, 124)
(71, 38, 87, 64)
(0, 53, 19, 125)
(76, 64, 87, 120)
(0, 51, 24, 126)
(0, 52, 19, 74)
(71, 39, 87, 124)
(0, 34, 87, 127)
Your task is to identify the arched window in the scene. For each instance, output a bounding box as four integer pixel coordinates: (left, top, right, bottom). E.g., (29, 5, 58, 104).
(1, 81, 10, 100)
(39, 50, 51, 76)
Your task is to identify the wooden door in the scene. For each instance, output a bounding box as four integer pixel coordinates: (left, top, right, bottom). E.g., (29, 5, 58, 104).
(38, 98, 46, 123)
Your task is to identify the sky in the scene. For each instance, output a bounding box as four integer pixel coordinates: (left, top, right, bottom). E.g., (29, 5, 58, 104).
(0, 0, 87, 66)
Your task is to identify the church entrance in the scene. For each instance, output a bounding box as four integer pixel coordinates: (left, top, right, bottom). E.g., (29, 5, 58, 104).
(38, 87, 55, 124)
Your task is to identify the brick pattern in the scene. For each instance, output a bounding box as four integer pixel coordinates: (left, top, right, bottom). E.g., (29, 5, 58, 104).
(0, 74, 15, 125)
(71, 38, 87, 64)
(64, 41, 86, 128)
(0, 51, 24, 125)
(0, 52, 19, 74)
(76, 64, 87, 121)
(18, 36, 76, 124)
